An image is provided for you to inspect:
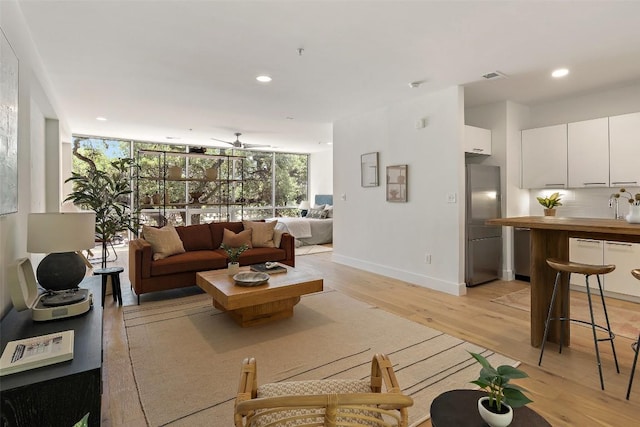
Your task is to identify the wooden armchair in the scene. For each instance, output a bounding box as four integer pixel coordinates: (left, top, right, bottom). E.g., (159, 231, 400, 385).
(234, 353, 413, 427)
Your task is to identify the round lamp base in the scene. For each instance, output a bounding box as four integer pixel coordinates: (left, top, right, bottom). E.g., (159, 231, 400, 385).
(36, 252, 87, 291)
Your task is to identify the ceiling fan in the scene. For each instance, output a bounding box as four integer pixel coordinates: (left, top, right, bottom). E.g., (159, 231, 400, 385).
(211, 132, 270, 149)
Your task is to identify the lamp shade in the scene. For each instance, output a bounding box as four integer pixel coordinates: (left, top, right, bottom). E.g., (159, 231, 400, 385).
(298, 201, 311, 210)
(27, 212, 96, 253)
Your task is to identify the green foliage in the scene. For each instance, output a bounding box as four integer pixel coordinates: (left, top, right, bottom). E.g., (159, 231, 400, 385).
(72, 413, 90, 427)
(469, 352, 532, 412)
(65, 155, 140, 267)
(220, 243, 249, 262)
(536, 192, 562, 208)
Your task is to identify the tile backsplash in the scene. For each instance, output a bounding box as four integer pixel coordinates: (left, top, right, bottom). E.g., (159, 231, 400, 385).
(529, 187, 640, 219)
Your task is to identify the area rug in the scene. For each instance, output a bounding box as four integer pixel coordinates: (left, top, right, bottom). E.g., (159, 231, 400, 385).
(491, 287, 640, 340)
(123, 290, 518, 427)
(295, 244, 333, 256)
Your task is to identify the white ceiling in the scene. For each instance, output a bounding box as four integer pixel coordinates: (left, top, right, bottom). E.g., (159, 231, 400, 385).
(17, 1, 640, 153)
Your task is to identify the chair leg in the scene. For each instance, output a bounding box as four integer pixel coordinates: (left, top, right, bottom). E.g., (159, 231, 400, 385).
(559, 272, 571, 354)
(585, 275, 606, 390)
(627, 336, 640, 400)
(596, 275, 619, 373)
(539, 271, 562, 366)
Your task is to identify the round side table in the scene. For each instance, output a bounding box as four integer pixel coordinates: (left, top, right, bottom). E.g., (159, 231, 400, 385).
(93, 266, 124, 306)
(430, 389, 550, 427)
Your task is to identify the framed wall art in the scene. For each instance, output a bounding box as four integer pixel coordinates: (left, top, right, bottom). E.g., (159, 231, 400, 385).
(386, 165, 407, 202)
(1, 29, 19, 215)
(361, 152, 379, 187)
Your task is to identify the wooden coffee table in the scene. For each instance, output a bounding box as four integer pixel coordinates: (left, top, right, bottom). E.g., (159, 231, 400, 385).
(195, 266, 323, 327)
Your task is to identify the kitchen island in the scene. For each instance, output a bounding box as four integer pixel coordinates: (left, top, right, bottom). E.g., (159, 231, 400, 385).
(486, 216, 640, 347)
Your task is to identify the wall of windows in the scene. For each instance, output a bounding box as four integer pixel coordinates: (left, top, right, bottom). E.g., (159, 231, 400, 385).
(71, 136, 308, 222)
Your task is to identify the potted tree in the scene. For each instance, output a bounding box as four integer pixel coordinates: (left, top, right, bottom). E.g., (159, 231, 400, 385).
(536, 192, 562, 216)
(65, 147, 139, 269)
(469, 352, 532, 427)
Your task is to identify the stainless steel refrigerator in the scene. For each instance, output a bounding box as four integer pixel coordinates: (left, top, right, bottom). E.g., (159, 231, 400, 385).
(465, 164, 502, 287)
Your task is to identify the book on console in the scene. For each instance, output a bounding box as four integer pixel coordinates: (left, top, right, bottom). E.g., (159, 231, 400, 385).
(0, 330, 74, 376)
(250, 263, 287, 274)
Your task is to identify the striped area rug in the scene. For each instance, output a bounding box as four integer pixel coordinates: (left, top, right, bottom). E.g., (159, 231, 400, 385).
(123, 290, 518, 426)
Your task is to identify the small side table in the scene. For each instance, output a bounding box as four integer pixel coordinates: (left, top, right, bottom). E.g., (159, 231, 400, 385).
(430, 389, 550, 427)
(93, 266, 124, 306)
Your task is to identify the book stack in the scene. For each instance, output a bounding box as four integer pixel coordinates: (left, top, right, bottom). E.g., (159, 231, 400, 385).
(250, 263, 287, 274)
(0, 330, 74, 376)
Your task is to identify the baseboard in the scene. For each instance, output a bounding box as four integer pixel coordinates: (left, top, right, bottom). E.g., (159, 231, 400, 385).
(332, 254, 466, 296)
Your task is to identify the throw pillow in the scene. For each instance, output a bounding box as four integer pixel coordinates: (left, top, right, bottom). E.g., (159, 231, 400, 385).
(142, 225, 186, 261)
(273, 229, 284, 248)
(306, 208, 328, 219)
(242, 220, 277, 248)
(221, 228, 253, 249)
(323, 205, 334, 218)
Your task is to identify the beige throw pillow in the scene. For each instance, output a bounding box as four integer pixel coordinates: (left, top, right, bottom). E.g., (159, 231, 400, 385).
(242, 221, 277, 248)
(221, 228, 253, 249)
(142, 225, 186, 261)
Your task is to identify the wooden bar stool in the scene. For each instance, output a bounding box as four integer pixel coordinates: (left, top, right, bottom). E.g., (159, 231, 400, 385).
(538, 258, 619, 390)
(626, 269, 640, 400)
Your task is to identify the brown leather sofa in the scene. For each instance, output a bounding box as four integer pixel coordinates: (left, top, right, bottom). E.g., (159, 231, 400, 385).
(128, 221, 295, 304)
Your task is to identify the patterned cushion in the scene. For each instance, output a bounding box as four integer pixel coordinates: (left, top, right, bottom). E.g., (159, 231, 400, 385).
(306, 208, 328, 219)
(253, 379, 382, 427)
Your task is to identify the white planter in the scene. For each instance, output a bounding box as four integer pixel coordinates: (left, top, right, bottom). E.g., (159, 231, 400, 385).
(227, 262, 240, 275)
(626, 205, 640, 224)
(478, 397, 513, 427)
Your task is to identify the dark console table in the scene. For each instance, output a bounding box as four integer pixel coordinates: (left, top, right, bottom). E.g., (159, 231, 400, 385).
(0, 277, 103, 427)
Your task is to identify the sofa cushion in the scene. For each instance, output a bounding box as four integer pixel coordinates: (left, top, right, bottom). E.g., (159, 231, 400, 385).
(238, 247, 286, 265)
(175, 223, 214, 251)
(242, 220, 277, 248)
(142, 225, 186, 260)
(150, 250, 227, 276)
(210, 222, 244, 249)
(222, 228, 253, 248)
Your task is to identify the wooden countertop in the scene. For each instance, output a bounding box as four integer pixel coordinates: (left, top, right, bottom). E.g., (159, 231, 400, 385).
(486, 216, 640, 240)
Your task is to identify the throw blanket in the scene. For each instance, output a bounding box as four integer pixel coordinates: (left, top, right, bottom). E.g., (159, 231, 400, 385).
(275, 218, 312, 238)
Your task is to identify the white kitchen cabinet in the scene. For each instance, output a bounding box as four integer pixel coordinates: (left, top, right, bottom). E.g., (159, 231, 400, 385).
(610, 111, 640, 188)
(568, 117, 609, 188)
(521, 124, 567, 189)
(603, 241, 640, 298)
(569, 238, 604, 290)
(464, 125, 491, 155)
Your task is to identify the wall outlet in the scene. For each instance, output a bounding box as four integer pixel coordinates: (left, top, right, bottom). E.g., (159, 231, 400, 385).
(446, 192, 457, 203)
(425, 253, 432, 264)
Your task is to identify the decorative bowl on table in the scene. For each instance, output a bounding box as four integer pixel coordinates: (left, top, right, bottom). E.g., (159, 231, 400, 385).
(233, 272, 270, 287)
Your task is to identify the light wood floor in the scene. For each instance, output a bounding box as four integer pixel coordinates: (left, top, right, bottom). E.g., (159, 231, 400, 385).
(100, 247, 640, 426)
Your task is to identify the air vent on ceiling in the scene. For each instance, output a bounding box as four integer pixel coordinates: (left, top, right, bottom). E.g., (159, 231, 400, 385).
(482, 71, 508, 80)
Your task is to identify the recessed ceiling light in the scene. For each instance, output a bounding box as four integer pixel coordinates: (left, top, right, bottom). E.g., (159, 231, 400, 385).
(256, 75, 272, 83)
(96, 117, 107, 121)
(552, 68, 569, 78)
(166, 136, 181, 140)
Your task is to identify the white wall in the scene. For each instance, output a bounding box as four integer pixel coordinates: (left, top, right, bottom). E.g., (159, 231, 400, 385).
(332, 86, 467, 296)
(0, 1, 68, 318)
(309, 149, 333, 203)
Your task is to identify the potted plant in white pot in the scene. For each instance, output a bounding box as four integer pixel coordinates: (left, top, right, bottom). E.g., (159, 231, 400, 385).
(469, 352, 533, 427)
(536, 192, 562, 216)
(220, 243, 249, 275)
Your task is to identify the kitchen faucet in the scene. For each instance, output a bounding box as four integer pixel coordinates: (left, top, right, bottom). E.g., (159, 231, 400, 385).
(609, 193, 620, 219)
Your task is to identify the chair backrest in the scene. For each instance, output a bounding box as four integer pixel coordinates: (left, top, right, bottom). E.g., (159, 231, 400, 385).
(235, 392, 413, 427)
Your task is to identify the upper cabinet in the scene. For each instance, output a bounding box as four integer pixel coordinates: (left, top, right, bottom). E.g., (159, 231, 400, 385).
(464, 125, 492, 155)
(568, 117, 609, 188)
(521, 124, 567, 189)
(610, 111, 640, 187)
